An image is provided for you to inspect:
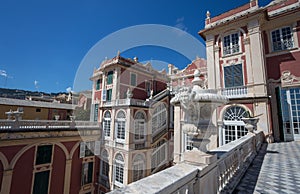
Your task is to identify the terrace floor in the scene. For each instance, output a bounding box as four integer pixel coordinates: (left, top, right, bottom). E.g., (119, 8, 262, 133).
(234, 141, 300, 194)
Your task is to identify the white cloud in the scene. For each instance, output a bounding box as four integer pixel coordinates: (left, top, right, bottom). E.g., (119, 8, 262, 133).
(174, 17, 188, 33)
(34, 80, 39, 89)
(66, 87, 72, 93)
(0, 70, 7, 77)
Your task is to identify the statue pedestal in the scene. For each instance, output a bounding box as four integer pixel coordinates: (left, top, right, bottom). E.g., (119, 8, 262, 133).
(183, 148, 217, 166)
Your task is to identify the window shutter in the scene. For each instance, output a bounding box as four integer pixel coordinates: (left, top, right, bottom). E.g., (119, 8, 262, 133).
(94, 141, 101, 155)
(79, 142, 85, 158)
(233, 64, 243, 86)
(102, 90, 107, 102)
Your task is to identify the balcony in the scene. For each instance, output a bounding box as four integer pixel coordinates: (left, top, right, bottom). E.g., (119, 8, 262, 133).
(109, 131, 264, 194)
(102, 99, 150, 107)
(0, 120, 99, 130)
(221, 86, 248, 98)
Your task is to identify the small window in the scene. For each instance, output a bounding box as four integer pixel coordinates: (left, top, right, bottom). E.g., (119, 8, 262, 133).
(106, 89, 112, 102)
(116, 111, 126, 141)
(114, 154, 124, 185)
(96, 79, 101, 90)
(271, 26, 294, 51)
(81, 162, 93, 186)
(103, 111, 111, 137)
(36, 108, 41, 112)
(79, 141, 101, 158)
(33, 170, 50, 194)
(107, 71, 113, 85)
(36, 145, 52, 165)
(131, 73, 137, 86)
(223, 32, 240, 56)
(224, 64, 243, 88)
(94, 104, 99, 122)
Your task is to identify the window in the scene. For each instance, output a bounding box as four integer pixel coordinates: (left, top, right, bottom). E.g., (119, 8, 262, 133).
(134, 112, 146, 141)
(145, 81, 151, 97)
(130, 73, 137, 86)
(114, 154, 124, 185)
(107, 71, 113, 85)
(116, 111, 126, 141)
(151, 140, 167, 172)
(103, 111, 111, 137)
(36, 145, 52, 165)
(133, 154, 145, 182)
(224, 64, 243, 88)
(81, 162, 93, 186)
(271, 26, 293, 51)
(106, 89, 112, 101)
(79, 141, 101, 158)
(94, 104, 99, 122)
(223, 32, 240, 55)
(33, 170, 50, 194)
(96, 79, 101, 90)
(152, 104, 167, 135)
(36, 108, 41, 112)
(223, 106, 249, 144)
(101, 150, 109, 177)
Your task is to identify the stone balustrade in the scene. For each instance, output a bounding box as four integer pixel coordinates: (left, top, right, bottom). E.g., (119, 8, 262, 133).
(221, 86, 248, 98)
(0, 119, 99, 131)
(109, 131, 264, 194)
(102, 99, 149, 107)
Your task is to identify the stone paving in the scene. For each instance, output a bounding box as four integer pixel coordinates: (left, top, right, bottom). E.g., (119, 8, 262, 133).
(234, 141, 300, 194)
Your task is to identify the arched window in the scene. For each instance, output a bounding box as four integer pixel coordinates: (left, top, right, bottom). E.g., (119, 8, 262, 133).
(114, 153, 124, 185)
(134, 112, 146, 141)
(223, 106, 249, 144)
(152, 103, 167, 135)
(116, 111, 126, 141)
(103, 111, 111, 137)
(132, 154, 145, 182)
(101, 150, 109, 178)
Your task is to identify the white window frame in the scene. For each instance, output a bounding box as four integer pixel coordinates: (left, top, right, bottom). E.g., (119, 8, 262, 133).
(100, 150, 109, 178)
(271, 26, 294, 52)
(152, 103, 167, 136)
(103, 111, 111, 138)
(116, 111, 126, 143)
(114, 154, 124, 186)
(151, 141, 167, 172)
(222, 32, 240, 56)
(130, 72, 137, 86)
(134, 112, 146, 141)
(132, 154, 145, 182)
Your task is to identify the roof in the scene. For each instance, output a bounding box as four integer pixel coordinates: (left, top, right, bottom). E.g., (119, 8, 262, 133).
(0, 97, 75, 110)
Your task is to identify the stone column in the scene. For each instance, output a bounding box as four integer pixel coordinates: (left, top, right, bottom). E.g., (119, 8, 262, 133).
(206, 35, 216, 89)
(63, 159, 72, 194)
(1, 169, 13, 194)
(173, 106, 182, 163)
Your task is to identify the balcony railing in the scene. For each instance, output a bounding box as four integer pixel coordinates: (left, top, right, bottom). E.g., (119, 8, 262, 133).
(109, 131, 264, 194)
(102, 99, 149, 107)
(221, 86, 248, 98)
(0, 119, 100, 131)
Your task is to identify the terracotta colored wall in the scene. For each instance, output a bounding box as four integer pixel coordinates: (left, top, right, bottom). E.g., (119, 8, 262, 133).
(0, 145, 24, 164)
(266, 51, 300, 80)
(10, 147, 35, 194)
(70, 146, 82, 194)
(94, 91, 101, 101)
(50, 146, 66, 194)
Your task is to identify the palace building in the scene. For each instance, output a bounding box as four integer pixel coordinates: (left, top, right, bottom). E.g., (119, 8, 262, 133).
(199, 0, 300, 144)
(90, 54, 174, 193)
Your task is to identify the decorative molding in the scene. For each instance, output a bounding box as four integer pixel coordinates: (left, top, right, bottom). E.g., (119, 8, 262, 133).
(281, 70, 300, 87)
(244, 37, 250, 45)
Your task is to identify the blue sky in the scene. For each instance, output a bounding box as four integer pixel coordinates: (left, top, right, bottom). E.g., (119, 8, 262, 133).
(0, 0, 271, 93)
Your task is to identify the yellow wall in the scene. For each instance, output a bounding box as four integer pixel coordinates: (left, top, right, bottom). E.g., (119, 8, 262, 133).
(0, 104, 49, 120)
